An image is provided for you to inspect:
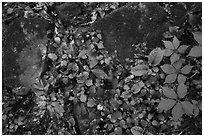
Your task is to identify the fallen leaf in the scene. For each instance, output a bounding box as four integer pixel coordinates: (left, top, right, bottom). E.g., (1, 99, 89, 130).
(48, 53, 58, 61)
(148, 47, 164, 66)
(92, 68, 107, 79)
(131, 65, 149, 76)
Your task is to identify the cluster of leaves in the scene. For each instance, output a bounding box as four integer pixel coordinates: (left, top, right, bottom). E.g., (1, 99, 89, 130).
(2, 2, 202, 135)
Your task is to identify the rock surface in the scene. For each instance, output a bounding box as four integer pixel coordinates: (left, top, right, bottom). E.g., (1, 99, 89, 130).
(3, 17, 49, 91)
(91, 2, 168, 62)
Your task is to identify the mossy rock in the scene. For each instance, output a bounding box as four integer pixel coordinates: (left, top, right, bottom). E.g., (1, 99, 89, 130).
(91, 2, 168, 63)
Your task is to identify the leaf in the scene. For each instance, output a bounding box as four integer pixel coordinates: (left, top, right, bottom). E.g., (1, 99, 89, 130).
(111, 111, 122, 123)
(130, 65, 149, 76)
(80, 94, 87, 102)
(181, 65, 193, 74)
(164, 49, 174, 56)
(177, 83, 187, 99)
(172, 36, 180, 49)
(87, 98, 96, 107)
(92, 68, 107, 79)
(188, 46, 202, 57)
(177, 45, 188, 54)
(192, 31, 202, 45)
(170, 53, 180, 64)
(162, 86, 178, 99)
(164, 73, 177, 83)
(158, 99, 176, 112)
(7, 8, 14, 14)
(97, 42, 105, 49)
(161, 64, 176, 74)
(181, 101, 194, 115)
(86, 79, 93, 87)
(53, 102, 65, 116)
(89, 57, 98, 68)
(172, 103, 184, 121)
(177, 74, 186, 84)
(173, 59, 185, 70)
(48, 53, 58, 61)
(131, 126, 143, 135)
(148, 48, 164, 66)
(114, 127, 123, 135)
(131, 81, 144, 94)
(163, 40, 174, 49)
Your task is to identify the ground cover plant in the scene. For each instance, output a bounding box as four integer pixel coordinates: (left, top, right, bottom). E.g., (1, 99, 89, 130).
(2, 2, 202, 135)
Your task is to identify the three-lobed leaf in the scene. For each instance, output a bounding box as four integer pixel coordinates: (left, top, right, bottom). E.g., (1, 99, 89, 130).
(158, 99, 176, 112)
(181, 65, 193, 74)
(172, 103, 184, 121)
(161, 64, 176, 74)
(177, 74, 187, 84)
(181, 101, 194, 115)
(177, 83, 187, 99)
(162, 86, 178, 99)
(164, 73, 177, 83)
(170, 53, 180, 64)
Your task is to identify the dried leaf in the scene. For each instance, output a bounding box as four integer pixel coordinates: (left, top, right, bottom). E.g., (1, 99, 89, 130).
(114, 127, 123, 135)
(177, 45, 188, 54)
(164, 73, 177, 83)
(48, 53, 58, 61)
(192, 31, 202, 45)
(188, 46, 202, 57)
(131, 81, 144, 94)
(172, 103, 184, 121)
(87, 98, 96, 107)
(158, 99, 176, 112)
(53, 102, 64, 116)
(181, 101, 194, 115)
(89, 57, 98, 68)
(92, 68, 107, 79)
(177, 74, 187, 84)
(162, 86, 178, 99)
(86, 79, 93, 87)
(173, 36, 180, 49)
(97, 42, 104, 49)
(177, 83, 187, 99)
(170, 53, 180, 64)
(131, 65, 149, 76)
(131, 126, 143, 135)
(181, 65, 193, 74)
(148, 48, 164, 66)
(80, 94, 87, 102)
(161, 64, 176, 74)
(163, 40, 174, 49)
